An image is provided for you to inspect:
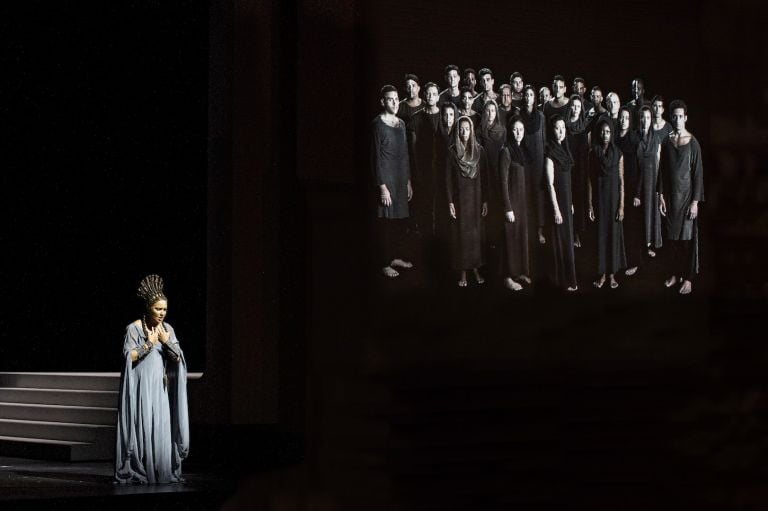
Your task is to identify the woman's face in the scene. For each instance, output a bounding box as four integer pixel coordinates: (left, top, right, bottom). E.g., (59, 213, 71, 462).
(512, 121, 525, 143)
(148, 299, 167, 325)
(600, 124, 612, 145)
(442, 108, 455, 129)
(640, 110, 652, 130)
(554, 120, 566, 143)
(461, 92, 474, 111)
(524, 89, 536, 108)
(486, 103, 497, 125)
(619, 110, 631, 131)
(570, 99, 582, 118)
(459, 120, 471, 143)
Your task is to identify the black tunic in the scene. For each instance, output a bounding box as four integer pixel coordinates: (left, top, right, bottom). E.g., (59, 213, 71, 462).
(616, 130, 643, 266)
(590, 144, 627, 275)
(439, 90, 462, 110)
(636, 128, 663, 248)
(408, 110, 441, 234)
(447, 146, 489, 270)
(499, 144, 530, 278)
(477, 125, 507, 249)
(545, 140, 577, 289)
(371, 116, 410, 219)
(520, 109, 547, 229)
(566, 115, 590, 234)
(398, 100, 424, 125)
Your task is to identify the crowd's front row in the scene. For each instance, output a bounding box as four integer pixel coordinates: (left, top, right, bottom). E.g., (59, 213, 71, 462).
(371, 81, 703, 294)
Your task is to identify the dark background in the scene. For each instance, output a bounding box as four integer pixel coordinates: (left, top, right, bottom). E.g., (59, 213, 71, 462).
(2, 0, 768, 509)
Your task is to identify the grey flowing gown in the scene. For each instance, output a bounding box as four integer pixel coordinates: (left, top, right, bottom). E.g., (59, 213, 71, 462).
(115, 322, 189, 484)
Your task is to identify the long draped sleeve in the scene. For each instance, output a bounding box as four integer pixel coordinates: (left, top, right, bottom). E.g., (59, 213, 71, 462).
(499, 147, 513, 212)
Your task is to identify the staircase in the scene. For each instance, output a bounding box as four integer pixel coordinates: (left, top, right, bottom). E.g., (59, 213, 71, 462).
(0, 372, 119, 461)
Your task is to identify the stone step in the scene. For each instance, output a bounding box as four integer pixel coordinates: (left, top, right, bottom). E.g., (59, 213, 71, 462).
(0, 387, 118, 407)
(0, 402, 116, 425)
(0, 417, 115, 444)
(0, 434, 106, 462)
(0, 372, 120, 391)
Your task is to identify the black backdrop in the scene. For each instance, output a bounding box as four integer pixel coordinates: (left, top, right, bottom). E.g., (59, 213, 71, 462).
(0, 3, 208, 372)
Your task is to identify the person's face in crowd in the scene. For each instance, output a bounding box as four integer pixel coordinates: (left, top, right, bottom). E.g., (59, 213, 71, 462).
(512, 121, 525, 143)
(591, 89, 603, 107)
(570, 98, 582, 119)
(554, 120, 566, 143)
(671, 107, 687, 132)
(382, 91, 399, 115)
(573, 80, 585, 97)
(552, 79, 566, 100)
(148, 299, 168, 327)
(465, 72, 477, 91)
(512, 76, 524, 93)
(525, 88, 536, 108)
(461, 91, 474, 111)
(619, 110, 631, 131)
(501, 87, 512, 108)
(486, 103, 497, 125)
(459, 120, 471, 143)
(442, 107, 455, 129)
(640, 109, 652, 131)
(425, 86, 439, 107)
(632, 79, 644, 100)
(652, 100, 664, 119)
(447, 70, 460, 89)
(482, 73, 494, 93)
(405, 79, 420, 100)
(607, 94, 620, 115)
(539, 87, 551, 104)
(600, 123, 611, 145)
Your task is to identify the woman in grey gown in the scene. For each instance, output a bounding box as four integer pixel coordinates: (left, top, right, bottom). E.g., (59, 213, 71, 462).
(115, 274, 189, 484)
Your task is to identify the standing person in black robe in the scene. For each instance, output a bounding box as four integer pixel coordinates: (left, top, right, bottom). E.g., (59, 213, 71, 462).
(565, 94, 590, 249)
(543, 75, 571, 133)
(434, 102, 459, 276)
(651, 95, 674, 142)
(439, 65, 463, 110)
(447, 116, 489, 287)
(537, 86, 551, 112)
(520, 85, 548, 248)
(509, 72, 525, 110)
(371, 85, 413, 278)
(658, 100, 704, 295)
(587, 119, 626, 289)
(407, 82, 441, 246)
(498, 116, 531, 290)
(463, 68, 479, 97)
(624, 78, 651, 126)
(545, 115, 578, 292)
(476, 100, 507, 283)
(636, 105, 663, 257)
(586, 85, 607, 124)
(573, 77, 594, 115)
(497, 84, 517, 128)
(472, 68, 499, 113)
(615, 106, 642, 276)
(398, 73, 424, 125)
(458, 87, 481, 130)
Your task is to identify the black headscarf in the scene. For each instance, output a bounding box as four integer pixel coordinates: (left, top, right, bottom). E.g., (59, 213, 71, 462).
(565, 99, 589, 136)
(592, 119, 621, 176)
(544, 116, 574, 171)
(505, 118, 531, 166)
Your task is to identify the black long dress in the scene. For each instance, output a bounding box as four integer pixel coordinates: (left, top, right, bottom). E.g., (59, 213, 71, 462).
(636, 128, 663, 249)
(477, 118, 507, 278)
(566, 113, 590, 236)
(616, 129, 643, 266)
(520, 108, 546, 231)
(590, 143, 627, 275)
(498, 142, 530, 279)
(408, 109, 441, 236)
(447, 146, 488, 270)
(371, 116, 410, 219)
(545, 139, 577, 289)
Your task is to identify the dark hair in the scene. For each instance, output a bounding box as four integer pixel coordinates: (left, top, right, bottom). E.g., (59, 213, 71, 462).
(573, 77, 585, 85)
(591, 85, 602, 93)
(510, 71, 523, 81)
(632, 77, 644, 87)
(445, 64, 459, 75)
(463, 67, 476, 77)
(669, 99, 687, 115)
(440, 101, 457, 113)
(639, 105, 653, 117)
(552, 74, 565, 85)
(651, 94, 664, 104)
(569, 94, 582, 104)
(404, 73, 420, 85)
(508, 114, 524, 127)
(549, 114, 565, 131)
(499, 83, 512, 93)
(423, 81, 439, 93)
(460, 86, 473, 96)
(522, 84, 537, 106)
(380, 84, 397, 98)
(478, 67, 493, 79)
(594, 118, 613, 143)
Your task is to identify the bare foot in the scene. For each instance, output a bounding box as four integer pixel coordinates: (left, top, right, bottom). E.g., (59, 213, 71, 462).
(473, 269, 485, 284)
(458, 271, 467, 288)
(609, 275, 619, 289)
(391, 258, 413, 269)
(504, 278, 522, 291)
(566, 285, 578, 292)
(664, 275, 678, 288)
(647, 248, 656, 258)
(574, 235, 582, 248)
(518, 275, 532, 284)
(382, 266, 399, 278)
(593, 275, 605, 288)
(679, 280, 692, 294)
(538, 228, 546, 245)
(625, 266, 638, 276)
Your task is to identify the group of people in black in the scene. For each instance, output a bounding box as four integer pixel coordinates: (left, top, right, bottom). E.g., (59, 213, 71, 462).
(371, 66, 704, 294)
